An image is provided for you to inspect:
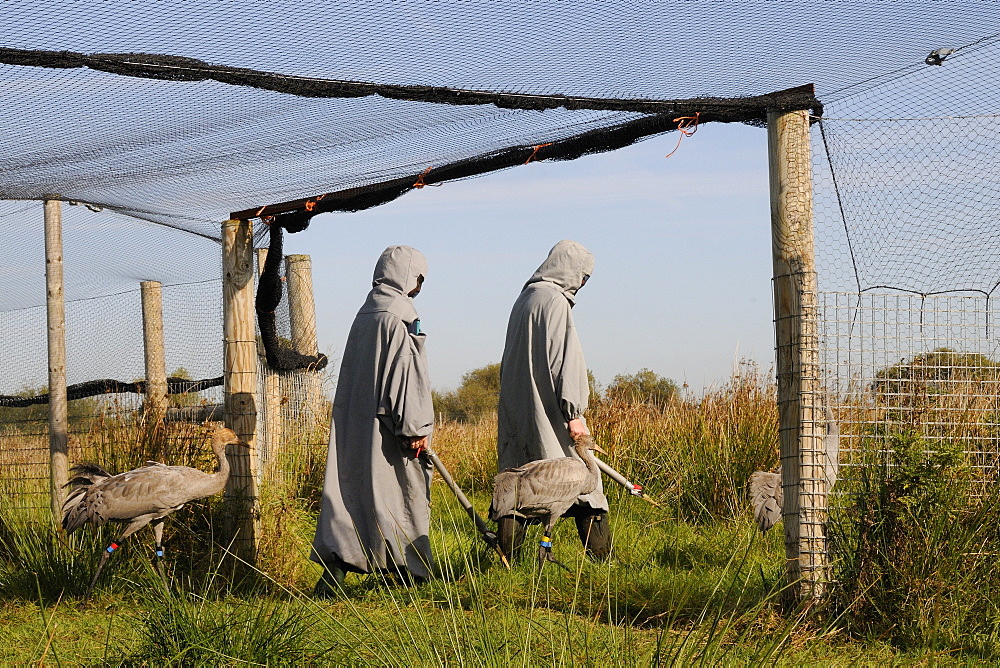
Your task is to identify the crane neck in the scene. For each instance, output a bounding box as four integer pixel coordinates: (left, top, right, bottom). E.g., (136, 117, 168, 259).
(574, 441, 601, 491)
(210, 432, 233, 479)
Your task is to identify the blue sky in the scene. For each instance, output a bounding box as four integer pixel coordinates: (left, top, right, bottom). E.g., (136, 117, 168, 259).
(282, 121, 775, 392)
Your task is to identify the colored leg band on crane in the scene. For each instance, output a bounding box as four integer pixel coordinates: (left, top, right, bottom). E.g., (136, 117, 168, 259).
(156, 550, 164, 557)
(540, 536, 552, 548)
(106, 542, 119, 553)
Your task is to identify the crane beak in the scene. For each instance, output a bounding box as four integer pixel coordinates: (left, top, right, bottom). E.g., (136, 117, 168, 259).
(591, 443, 607, 455)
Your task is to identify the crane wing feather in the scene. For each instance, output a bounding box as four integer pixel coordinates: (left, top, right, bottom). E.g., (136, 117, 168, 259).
(749, 470, 783, 532)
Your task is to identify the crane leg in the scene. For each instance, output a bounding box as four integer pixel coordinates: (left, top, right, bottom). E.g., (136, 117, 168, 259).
(152, 519, 168, 588)
(537, 524, 571, 573)
(86, 521, 147, 597)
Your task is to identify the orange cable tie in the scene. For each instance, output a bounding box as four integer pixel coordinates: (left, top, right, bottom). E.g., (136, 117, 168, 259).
(524, 142, 554, 164)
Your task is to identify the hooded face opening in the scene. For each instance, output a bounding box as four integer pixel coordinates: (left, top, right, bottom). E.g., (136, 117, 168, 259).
(408, 274, 425, 298)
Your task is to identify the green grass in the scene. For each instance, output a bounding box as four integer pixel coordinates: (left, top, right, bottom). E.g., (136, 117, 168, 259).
(2, 367, 998, 664)
(0, 483, 954, 665)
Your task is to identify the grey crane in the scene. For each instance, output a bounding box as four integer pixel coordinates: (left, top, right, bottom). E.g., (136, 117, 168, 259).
(489, 435, 606, 569)
(61, 425, 244, 595)
(750, 407, 840, 532)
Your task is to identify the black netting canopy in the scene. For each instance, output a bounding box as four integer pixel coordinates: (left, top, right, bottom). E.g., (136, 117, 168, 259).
(1, 1, 999, 299)
(0, 1, 995, 231)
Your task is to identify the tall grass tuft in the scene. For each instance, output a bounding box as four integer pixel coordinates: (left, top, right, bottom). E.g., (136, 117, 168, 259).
(120, 568, 332, 665)
(0, 509, 112, 600)
(830, 430, 1000, 657)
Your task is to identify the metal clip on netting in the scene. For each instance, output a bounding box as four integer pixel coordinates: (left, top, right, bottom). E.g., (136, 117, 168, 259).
(256, 218, 328, 372)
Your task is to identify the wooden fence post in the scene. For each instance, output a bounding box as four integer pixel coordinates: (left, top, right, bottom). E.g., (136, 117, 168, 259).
(44, 199, 68, 522)
(256, 248, 284, 477)
(222, 218, 259, 564)
(767, 102, 827, 603)
(285, 254, 324, 423)
(140, 281, 168, 426)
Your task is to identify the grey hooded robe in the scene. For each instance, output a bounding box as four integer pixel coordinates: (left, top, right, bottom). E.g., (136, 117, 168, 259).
(497, 240, 609, 513)
(311, 246, 435, 579)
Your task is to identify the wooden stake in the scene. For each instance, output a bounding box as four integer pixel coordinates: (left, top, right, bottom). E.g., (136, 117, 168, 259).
(255, 248, 283, 478)
(140, 281, 168, 425)
(44, 199, 68, 522)
(285, 254, 324, 423)
(767, 105, 827, 602)
(222, 218, 259, 563)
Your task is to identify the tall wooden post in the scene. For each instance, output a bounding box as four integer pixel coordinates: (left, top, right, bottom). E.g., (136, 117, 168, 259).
(285, 254, 324, 424)
(44, 199, 68, 521)
(222, 218, 259, 563)
(256, 248, 283, 475)
(768, 105, 827, 602)
(140, 281, 168, 425)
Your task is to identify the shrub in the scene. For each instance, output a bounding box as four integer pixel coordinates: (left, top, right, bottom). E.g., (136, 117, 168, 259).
(604, 368, 679, 408)
(830, 431, 1000, 655)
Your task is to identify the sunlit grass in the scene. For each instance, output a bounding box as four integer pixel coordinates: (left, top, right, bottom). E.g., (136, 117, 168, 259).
(1, 365, 997, 663)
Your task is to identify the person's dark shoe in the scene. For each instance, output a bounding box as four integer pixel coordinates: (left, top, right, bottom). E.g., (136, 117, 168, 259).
(575, 513, 612, 561)
(313, 563, 346, 598)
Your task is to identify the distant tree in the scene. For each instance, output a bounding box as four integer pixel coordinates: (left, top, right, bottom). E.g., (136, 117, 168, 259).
(434, 363, 602, 423)
(433, 363, 501, 423)
(872, 347, 1000, 406)
(167, 367, 202, 408)
(604, 368, 678, 407)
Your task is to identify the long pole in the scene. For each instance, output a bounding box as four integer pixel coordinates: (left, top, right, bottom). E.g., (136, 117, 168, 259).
(594, 458, 660, 507)
(44, 199, 68, 521)
(424, 445, 509, 568)
(140, 280, 168, 426)
(222, 218, 259, 564)
(767, 100, 826, 603)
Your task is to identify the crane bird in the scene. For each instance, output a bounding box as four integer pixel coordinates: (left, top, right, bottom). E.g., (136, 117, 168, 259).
(750, 407, 840, 532)
(489, 435, 606, 569)
(61, 425, 245, 595)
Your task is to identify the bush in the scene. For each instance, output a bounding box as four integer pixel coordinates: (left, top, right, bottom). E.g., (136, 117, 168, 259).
(604, 368, 678, 408)
(830, 431, 1000, 655)
(433, 363, 501, 422)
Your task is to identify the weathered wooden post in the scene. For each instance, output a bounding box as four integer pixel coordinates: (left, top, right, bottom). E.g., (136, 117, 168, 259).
(767, 101, 827, 602)
(255, 248, 284, 475)
(44, 199, 68, 521)
(285, 254, 324, 424)
(140, 280, 168, 426)
(222, 218, 259, 563)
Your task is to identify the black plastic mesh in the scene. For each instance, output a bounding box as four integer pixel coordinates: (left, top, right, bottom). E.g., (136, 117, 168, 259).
(2, 1, 997, 235)
(814, 37, 1000, 296)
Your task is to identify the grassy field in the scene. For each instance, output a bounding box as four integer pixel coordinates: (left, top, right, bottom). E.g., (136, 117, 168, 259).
(1, 366, 998, 665)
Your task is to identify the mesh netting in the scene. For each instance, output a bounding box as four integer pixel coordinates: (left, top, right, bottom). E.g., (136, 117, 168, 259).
(1, 1, 996, 233)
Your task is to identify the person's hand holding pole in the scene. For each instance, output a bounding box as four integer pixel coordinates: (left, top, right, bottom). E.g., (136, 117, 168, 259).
(568, 418, 589, 440)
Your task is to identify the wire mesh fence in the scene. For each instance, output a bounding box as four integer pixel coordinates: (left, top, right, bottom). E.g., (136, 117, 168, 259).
(819, 291, 1000, 473)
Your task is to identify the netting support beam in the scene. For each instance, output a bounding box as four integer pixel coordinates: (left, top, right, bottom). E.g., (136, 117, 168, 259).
(44, 199, 68, 522)
(222, 218, 259, 565)
(140, 281, 168, 425)
(767, 104, 827, 604)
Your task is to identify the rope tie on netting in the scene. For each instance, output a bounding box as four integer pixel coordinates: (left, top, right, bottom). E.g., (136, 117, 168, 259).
(664, 112, 700, 158)
(524, 142, 553, 164)
(413, 167, 433, 189)
(304, 193, 328, 212)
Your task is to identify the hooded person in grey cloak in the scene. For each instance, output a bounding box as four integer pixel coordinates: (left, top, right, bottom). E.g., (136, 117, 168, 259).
(495, 240, 612, 561)
(312, 246, 434, 593)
